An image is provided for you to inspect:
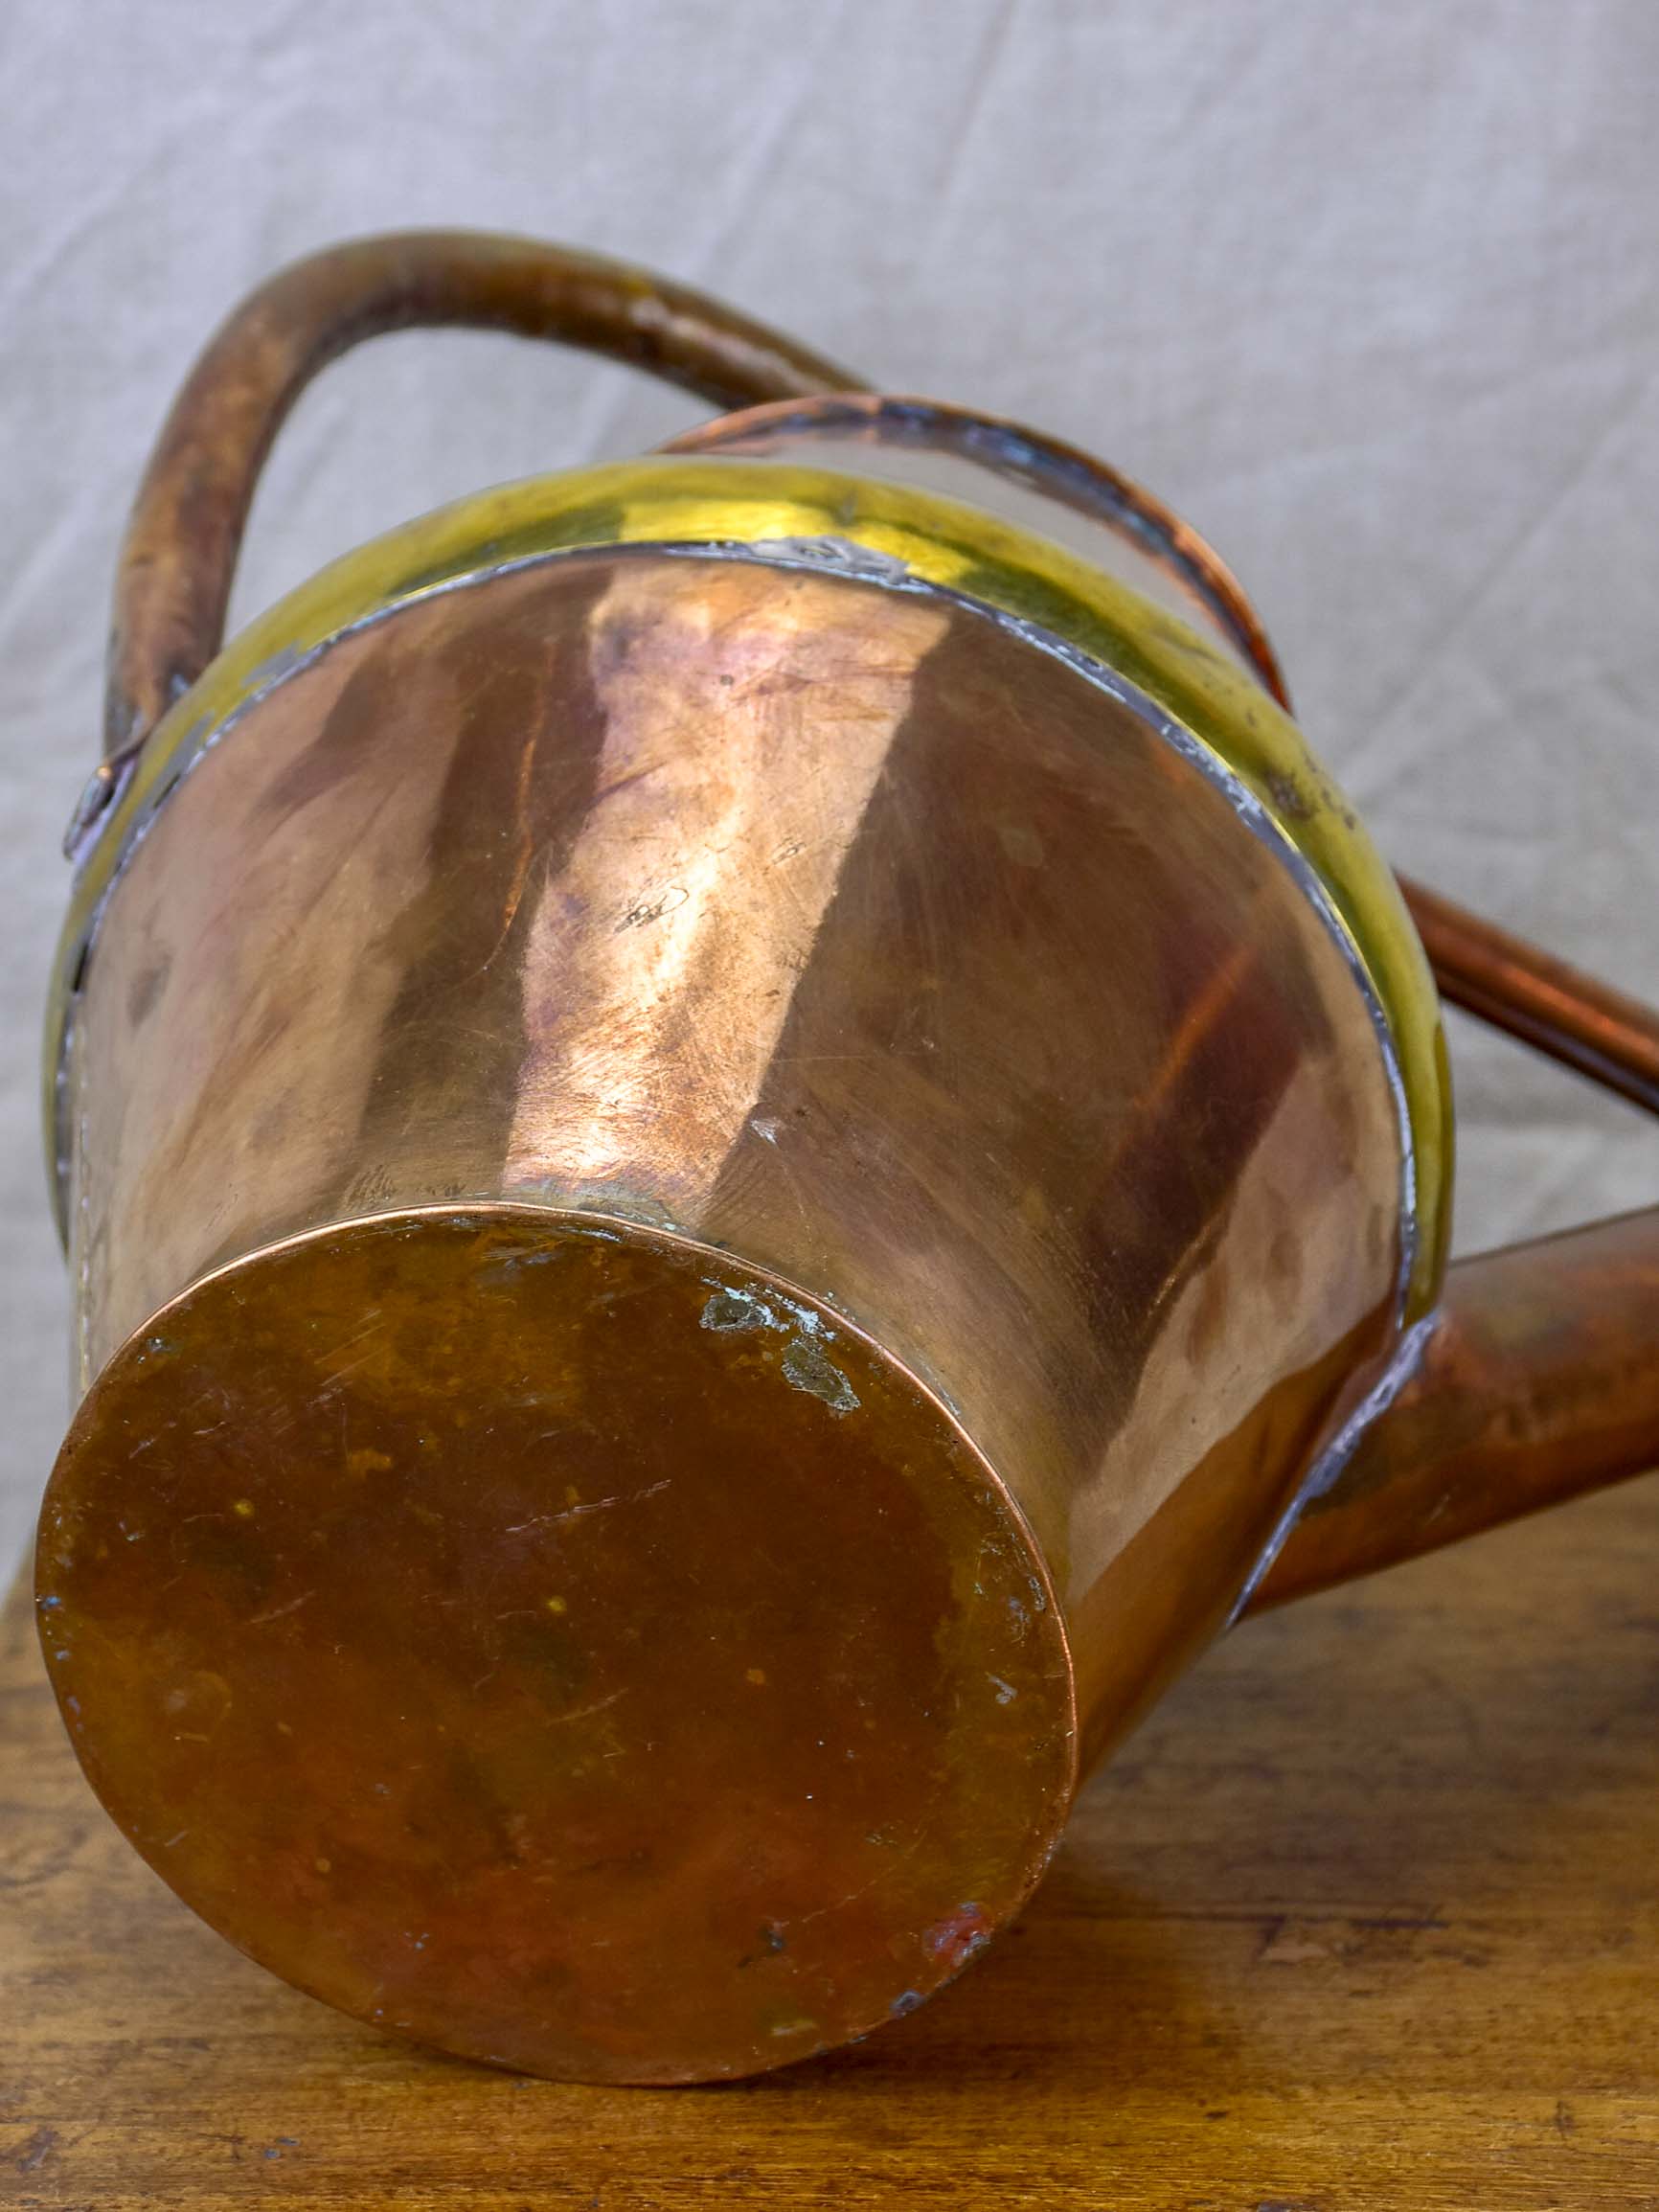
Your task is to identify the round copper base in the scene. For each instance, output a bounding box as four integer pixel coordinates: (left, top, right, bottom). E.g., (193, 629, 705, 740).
(36, 1208, 1076, 2083)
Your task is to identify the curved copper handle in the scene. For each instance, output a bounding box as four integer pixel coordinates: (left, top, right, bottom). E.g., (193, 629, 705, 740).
(107, 229, 1659, 1606)
(105, 229, 858, 757)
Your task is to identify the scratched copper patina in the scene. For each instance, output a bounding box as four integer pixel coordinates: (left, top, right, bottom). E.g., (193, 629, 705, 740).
(41, 1210, 1071, 2082)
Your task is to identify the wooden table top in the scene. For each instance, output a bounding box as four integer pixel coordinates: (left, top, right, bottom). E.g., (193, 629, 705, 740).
(4, 1478, 1657, 2209)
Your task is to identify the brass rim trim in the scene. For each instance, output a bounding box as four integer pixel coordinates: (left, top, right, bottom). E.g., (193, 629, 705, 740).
(46, 459, 1449, 1309)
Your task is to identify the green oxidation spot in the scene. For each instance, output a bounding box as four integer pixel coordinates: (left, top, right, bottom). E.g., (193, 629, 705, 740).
(780, 1334, 860, 1416)
(700, 1288, 773, 1334)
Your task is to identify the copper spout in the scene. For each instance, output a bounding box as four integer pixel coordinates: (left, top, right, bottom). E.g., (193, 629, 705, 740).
(1247, 1205, 1659, 1611)
(1253, 884, 1659, 1610)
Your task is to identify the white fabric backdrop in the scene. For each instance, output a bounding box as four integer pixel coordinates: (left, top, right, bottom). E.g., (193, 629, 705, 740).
(3, 0, 1657, 1569)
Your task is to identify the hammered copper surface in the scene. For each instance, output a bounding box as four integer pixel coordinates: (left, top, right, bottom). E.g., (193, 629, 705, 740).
(65, 549, 1407, 1639)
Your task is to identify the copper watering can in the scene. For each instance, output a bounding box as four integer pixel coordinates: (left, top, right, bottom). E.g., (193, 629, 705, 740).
(34, 232, 1659, 2086)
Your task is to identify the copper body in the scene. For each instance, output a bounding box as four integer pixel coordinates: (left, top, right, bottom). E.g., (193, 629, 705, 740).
(35, 233, 1659, 2087)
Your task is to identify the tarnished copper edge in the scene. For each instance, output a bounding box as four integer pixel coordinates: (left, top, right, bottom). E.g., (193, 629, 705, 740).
(46, 538, 1420, 1347)
(35, 1200, 1083, 1934)
(1227, 1312, 1439, 1624)
(660, 394, 1295, 710)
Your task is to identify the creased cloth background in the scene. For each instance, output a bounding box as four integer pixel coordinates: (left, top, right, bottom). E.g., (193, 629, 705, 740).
(2, 0, 1657, 1570)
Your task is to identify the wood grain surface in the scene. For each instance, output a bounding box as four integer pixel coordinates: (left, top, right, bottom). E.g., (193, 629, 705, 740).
(4, 1479, 1657, 2209)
